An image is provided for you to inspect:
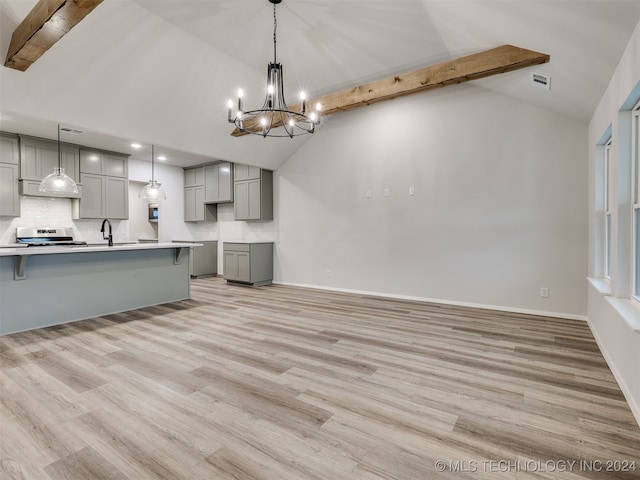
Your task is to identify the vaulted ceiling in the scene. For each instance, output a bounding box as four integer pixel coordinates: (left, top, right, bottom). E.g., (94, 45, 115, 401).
(1, 0, 639, 169)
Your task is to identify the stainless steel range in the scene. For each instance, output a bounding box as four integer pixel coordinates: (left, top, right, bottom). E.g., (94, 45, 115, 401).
(16, 227, 88, 247)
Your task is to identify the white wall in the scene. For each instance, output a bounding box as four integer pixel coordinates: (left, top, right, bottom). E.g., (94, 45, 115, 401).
(275, 83, 588, 319)
(587, 19, 640, 426)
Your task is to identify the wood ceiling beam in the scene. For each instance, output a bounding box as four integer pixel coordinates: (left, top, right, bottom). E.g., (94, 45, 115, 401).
(4, 0, 103, 72)
(231, 44, 550, 137)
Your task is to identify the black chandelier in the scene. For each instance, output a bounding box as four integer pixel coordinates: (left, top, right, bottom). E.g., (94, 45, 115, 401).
(227, 0, 321, 138)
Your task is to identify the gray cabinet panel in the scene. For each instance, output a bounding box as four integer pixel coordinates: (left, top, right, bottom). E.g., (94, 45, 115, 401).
(204, 162, 233, 203)
(184, 167, 204, 187)
(106, 176, 128, 219)
(105, 153, 128, 177)
(79, 173, 105, 218)
(223, 242, 273, 286)
(80, 150, 103, 174)
(80, 149, 128, 178)
(234, 168, 273, 221)
(0, 134, 20, 217)
(184, 167, 216, 222)
(234, 164, 261, 181)
(77, 174, 128, 219)
(0, 134, 19, 165)
(173, 240, 218, 277)
(19, 136, 80, 182)
(0, 163, 20, 217)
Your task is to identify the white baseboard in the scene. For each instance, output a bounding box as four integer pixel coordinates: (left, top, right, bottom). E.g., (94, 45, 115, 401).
(587, 319, 640, 428)
(272, 281, 588, 322)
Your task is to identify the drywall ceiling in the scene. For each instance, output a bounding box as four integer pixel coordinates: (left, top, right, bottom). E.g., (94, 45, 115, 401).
(1, 0, 639, 168)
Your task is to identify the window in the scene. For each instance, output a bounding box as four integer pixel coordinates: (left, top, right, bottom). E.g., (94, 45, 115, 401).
(604, 138, 612, 280)
(633, 105, 640, 299)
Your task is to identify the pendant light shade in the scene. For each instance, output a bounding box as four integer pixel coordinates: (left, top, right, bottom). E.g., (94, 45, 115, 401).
(139, 145, 166, 201)
(38, 124, 79, 195)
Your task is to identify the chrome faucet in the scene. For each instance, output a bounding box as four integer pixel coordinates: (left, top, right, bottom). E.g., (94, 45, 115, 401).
(100, 219, 113, 247)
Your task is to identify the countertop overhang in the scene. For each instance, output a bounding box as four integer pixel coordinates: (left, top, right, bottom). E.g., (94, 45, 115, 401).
(0, 242, 201, 257)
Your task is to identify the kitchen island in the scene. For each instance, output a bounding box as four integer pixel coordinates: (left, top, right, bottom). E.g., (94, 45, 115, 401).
(0, 243, 198, 335)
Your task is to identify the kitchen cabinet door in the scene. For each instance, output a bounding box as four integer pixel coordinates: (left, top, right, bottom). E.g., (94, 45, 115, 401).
(204, 162, 233, 203)
(0, 163, 20, 217)
(184, 167, 204, 187)
(77, 174, 128, 219)
(0, 134, 19, 165)
(234, 169, 272, 221)
(223, 242, 273, 286)
(185, 186, 205, 222)
(223, 251, 250, 282)
(79, 173, 106, 218)
(234, 164, 261, 181)
(106, 176, 128, 219)
(20, 136, 80, 182)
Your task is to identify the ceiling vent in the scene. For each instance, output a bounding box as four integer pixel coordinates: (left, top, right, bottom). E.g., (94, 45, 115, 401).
(60, 127, 83, 134)
(530, 73, 551, 91)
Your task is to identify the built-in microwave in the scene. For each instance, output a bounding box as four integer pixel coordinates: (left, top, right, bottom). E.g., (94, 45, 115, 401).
(148, 203, 158, 223)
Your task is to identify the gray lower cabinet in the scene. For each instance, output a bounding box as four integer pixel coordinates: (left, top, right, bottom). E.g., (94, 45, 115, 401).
(174, 240, 218, 277)
(223, 242, 273, 286)
(0, 133, 20, 217)
(74, 173, 128, 219)
(233, 167, 273, 221)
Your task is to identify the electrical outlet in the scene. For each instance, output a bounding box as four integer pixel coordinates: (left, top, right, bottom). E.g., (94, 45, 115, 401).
(384, 188, 390, 197)
(326, 270, 332, 278)
(409, 186, 415, 196)
(365, 189, 372, 199)
(540, 287, 549, 298)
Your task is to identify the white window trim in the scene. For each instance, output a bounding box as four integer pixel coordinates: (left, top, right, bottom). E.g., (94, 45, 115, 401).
(604, 138, 612, 281)
(632, 104, 640, 301)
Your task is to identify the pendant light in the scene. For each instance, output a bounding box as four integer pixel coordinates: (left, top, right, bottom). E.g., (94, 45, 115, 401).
(139, 145, 166, 201)
(38, 124, 79, 195)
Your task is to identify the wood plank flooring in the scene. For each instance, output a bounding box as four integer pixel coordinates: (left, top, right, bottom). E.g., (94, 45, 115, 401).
(1, 277, 639, 479)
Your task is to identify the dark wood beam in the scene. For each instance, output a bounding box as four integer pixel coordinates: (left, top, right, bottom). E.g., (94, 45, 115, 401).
(232, 44, 550, 137)
(4, 0, 103, 72)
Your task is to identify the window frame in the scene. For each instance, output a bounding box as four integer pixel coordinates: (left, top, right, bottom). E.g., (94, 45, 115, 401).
(632, 104, 640, 301)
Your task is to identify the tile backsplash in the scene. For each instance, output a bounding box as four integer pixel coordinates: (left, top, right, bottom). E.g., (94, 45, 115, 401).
(0, 197, 128, 244)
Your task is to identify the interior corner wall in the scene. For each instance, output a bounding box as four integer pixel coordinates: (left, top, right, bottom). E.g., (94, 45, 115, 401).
(274, 83, 588, 319)
(587, 18, 640, 427)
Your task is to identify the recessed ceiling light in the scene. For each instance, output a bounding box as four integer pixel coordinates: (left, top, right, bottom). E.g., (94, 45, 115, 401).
(130, 142, 142, 149)
(157, 155, 167, 161)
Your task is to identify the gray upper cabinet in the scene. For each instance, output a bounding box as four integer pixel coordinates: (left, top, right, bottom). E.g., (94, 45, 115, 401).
(204, 162, 233, 203)
(18, 135, 81, 198)
(80, 149, 128, 178)
(0, 133, 20, 217)
(74, 148, 129, 219)
(76, 174, 129, 219)
(184, 167, 204, 187)
(0, 133, 19, 165)
(234, 164, 261, 182)
(184, 166, 216, 222)
(234, 165, 273, 221)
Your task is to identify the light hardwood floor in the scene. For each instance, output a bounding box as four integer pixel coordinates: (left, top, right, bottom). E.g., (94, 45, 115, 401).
(1, 277, 639, 479)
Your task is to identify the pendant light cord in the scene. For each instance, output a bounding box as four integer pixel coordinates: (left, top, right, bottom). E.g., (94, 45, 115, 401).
(57, 123, 61, 170)
(151, 145, 155, 181)
(273, 2, 277, 63)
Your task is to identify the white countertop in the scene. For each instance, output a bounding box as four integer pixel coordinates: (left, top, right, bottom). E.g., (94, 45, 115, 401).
(0, 242, 201, 257)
